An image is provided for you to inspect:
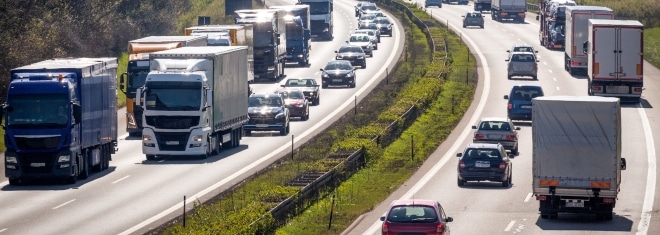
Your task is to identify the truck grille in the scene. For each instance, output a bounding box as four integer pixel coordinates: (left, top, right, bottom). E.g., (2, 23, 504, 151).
(145, 116, 199, 129)
(21, 154, 54, 174)
(155, 132, 190, 151)
(15, 136, 60, 149)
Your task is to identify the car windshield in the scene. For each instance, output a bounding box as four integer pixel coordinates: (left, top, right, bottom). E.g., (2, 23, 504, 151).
(338, 46, 362, 53)
(360, 14, 376, 21)
(479, 121, 512, 131)
(324, 62, 352, 70)
(387, 206, 439, 223)
(374, 18, 390, 24)
(361, 4, 377, 11)
(464, 148, 502, 159)
(350, 35, 370, 42)
(513, 46, 534, 53)
(510, 87, 543, 101)
(248, 96, 282, 107)
(280, 91, 304, 99)
(361, 24, 378, 30)
(356, 30, 375, 36)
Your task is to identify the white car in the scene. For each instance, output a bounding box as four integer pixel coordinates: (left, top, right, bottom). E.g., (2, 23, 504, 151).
(347, 34, 374, 57)
(354, 29, 379, 49)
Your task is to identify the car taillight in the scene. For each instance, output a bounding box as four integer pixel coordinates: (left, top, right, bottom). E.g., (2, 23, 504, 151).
(571, 61, 580, 66)
(508, 102, 513, 110)
(603, 198, 615, 204)
(474, 133, 485, 139)
(592, 86, 603, 92)
(499, 162, 506, 169)
(437, 223, 445, 233)
(536, 195, 547, 200)
(505, 134, 515, 140)
(459, 160, 466, 169)
(382, 223, 389, 234)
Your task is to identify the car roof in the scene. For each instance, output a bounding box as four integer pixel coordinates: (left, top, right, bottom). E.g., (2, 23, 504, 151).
(465, 143, 502, 149)
(480, 117, 510, 122)
(512, 84, 543, 88)
(509, 51, 536, 56)
(340, 44, 362, 49)
(249, 92, 281, 98)
(389, 199, 437, 208)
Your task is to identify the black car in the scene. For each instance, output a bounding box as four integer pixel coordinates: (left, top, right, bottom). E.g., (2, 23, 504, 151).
(244, 93, 290, 136)
(280, 78, 321, 105)
(457, 143, 513, 187)
(335, 45, 367, 69)
(462, 12, 485, 28)
(373, 17, 393, 36)
(320, 60, 357, 88)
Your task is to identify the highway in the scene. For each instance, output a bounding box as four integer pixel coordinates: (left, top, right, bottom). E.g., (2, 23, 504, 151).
(343, 1, 660, 235)
(0, 0, 405, 234)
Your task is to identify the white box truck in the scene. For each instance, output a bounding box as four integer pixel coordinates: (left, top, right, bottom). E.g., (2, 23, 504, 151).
(564, 6, 613, 75)
(137, 46, 249, 160)
(584, 19, 644, 102)
(532, 96, 626, 220)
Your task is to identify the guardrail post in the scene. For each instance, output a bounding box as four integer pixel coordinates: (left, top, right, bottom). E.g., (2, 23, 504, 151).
(183, 195, 186, 228)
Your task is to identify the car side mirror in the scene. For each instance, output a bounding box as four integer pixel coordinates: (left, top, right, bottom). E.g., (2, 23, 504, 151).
(446, 217, 454, 222)
(621, 158, 627, 170)
(280, 84, 286, 87)
(515, 127, 521, 130)
(504, 95, 509, 99)
(379, 216, 385, 221)
(505, 59, 510, 62)
(456, 153, 463, 157)
(471, 125, 477, 129)
(334, 50, 338, 53)
(506, 50, 511, 52)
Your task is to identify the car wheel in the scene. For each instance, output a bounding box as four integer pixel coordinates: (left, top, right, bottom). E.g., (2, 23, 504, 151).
(302, 111, 309, 121)
(480, 24, 484, 29)
(8, 178, 20, 186)
(457, 177, 466, 186)
(463, 24, 466, 28)
(533, 75, 538, 80)
(513, 146, 519, 155)
(541, 214, 550, 219)
(362, 62, 366, 69)
(502, 175, 510, 187)
(507, 75, 512, 80)
(146, 155, 156, 161)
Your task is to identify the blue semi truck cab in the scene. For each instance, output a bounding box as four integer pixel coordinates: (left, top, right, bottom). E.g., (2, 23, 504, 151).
(3, 58, 118, 185)
(270, 5, 312, 66)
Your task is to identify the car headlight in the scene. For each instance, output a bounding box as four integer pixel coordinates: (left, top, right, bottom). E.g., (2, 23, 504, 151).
(322, 73, 329, 78)
(58, 155, 71, 163)
(358, 55, 364, 59)
(346, 73, 354, 78)
(275, 111, 287, 119)
(336, 55, 343, 59)
(6, 156, 17, 164)
(295, 103, 305, 108)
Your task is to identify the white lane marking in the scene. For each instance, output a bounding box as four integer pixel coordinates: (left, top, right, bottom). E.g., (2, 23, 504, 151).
(112, 175, 130, 184)
(0, 228, 7, 233)
(556, 86, 560, 91)
(543, 61, 548, 66)
(553, 77, 557, 82)
(548, 69, 552, 74)
(504, 220, 516, 232)
(52, 199, 76, 210)
(637, 103, 656, 235)
(119, 7, 405, 235)
(524, 192, 533, 202)
(365, 11, 492, 235)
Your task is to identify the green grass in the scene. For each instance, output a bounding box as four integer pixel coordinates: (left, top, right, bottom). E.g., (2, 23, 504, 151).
(644, 27, 660, 67)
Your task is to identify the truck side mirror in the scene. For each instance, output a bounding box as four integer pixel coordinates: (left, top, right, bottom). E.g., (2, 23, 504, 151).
(72, 103, 82, 124)
(304, 29, 311, 40)
(119, 73, 128, 92)
(621, 158, 627, 170)
(276, 33, 281, 44)
(136, 87, 143, 107)
(583, 41, 590, 54)
(205, 88, 212, 109)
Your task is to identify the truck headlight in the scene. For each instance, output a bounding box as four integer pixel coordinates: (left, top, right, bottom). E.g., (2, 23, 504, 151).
(58, 155, 71, 163)
(6, 156, 17, 164)
(142, 134, 153, 141)
(193, 135, 203, 142)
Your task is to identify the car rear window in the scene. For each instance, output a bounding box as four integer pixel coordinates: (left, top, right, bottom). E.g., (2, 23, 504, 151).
(464, 148, 501, 159)
(387, 205, 439, 223)
(511, 54, 535, 62)
(479, 121, 511, 131)
(510, 87, 543, 101)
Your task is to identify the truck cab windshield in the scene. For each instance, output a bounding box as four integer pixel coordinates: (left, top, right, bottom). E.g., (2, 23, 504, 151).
(307, 2, 330, 14)
(144, 82, 201, 111)
(6, 94, 69, 128)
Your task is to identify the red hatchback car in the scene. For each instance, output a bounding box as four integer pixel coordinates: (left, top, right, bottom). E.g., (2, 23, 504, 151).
(380, 199, 453, 235)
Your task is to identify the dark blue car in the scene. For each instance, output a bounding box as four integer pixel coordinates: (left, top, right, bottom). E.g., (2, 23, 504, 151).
(503, 84, 544, 121)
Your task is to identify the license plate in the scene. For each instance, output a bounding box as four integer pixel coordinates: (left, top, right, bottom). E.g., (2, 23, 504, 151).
(488, 134, 502, 139)
(521, 105, 532, 109)
(332, 79, 343, 82)
(565, 201, 584, 207)
(606, 85, 629, 94)
(30, 162, 46, 167)
(256, 124, 269, 128)
(475, 161, 490, 168)
(165, 141, 179, 145)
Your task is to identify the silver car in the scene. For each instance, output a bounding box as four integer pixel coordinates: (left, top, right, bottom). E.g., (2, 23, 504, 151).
(472, 117, 520, 155)
(354, 29, 379, 48)
(347, 34, 374, 57)
(506, 52, 538, 80)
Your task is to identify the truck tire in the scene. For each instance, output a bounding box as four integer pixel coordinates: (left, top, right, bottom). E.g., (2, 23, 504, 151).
(67, 158, 79, 184)
(79, 153, 89, 180)
(102, 145, 110, 170)
(245, 130, 252, 136)
(8, 178, 20, 186)
(91, 150, 102, 172)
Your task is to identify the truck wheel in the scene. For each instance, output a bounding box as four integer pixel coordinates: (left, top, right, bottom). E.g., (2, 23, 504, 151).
(79, 154, 89, 180)
(280, 126, 287, 136)
(322, 84, 328, 89)
(245, 130, 252, 136)
(67, 159, 78, 184)
(129, 132, 141, 137)
(102, 145, 110, 170)
(8, 178, 20, 186)
(146, 155, 156, 161)
(91, 150, 102, 172)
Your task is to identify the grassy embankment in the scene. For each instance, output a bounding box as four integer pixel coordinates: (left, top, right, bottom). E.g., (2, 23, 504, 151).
(157, 0, 476, 234)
